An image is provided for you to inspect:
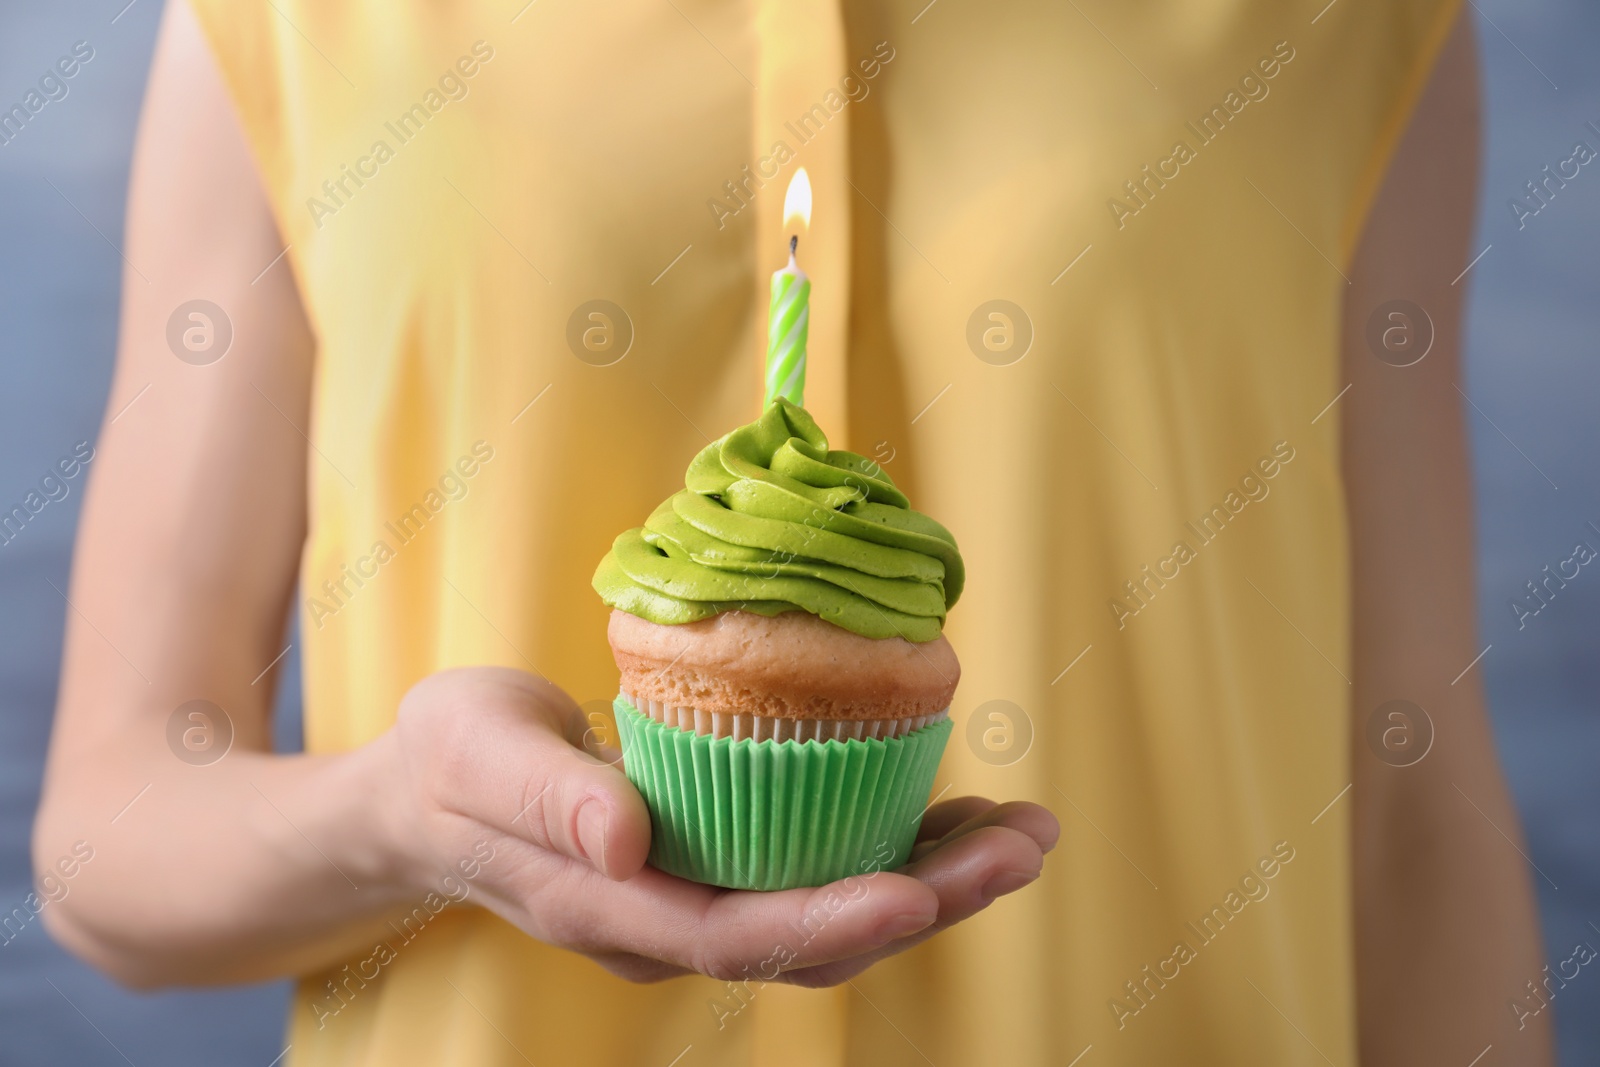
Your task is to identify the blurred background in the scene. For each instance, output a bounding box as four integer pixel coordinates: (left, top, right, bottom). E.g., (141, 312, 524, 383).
(0, 0, 1594, 1062)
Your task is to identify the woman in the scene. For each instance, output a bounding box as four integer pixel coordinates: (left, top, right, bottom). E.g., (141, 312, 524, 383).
(36, 0, 1551, 1064)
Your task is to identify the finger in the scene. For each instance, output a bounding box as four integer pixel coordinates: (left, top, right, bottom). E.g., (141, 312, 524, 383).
(582, 949, 692, 985)
(404, 669, 651, 879)
(781, 823, 1048, 988)
(904, 824, 1045, 912)
(570, 864, 940, 981)
(911, 799, 1059, 862)
(914, 796, 996, 842)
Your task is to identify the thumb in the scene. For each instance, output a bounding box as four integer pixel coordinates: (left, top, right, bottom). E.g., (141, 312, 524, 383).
(509, 691, 652, 880)
(410, 670, 651, 880)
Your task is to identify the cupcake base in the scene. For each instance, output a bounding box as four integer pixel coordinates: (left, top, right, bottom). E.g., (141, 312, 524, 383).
(613, 694, 953, 891)
(608, 609, 959, 724)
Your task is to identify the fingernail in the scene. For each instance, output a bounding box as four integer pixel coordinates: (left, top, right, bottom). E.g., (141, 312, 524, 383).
(979, 868, 1037, 904)
(875, 910, 935, 942)
(576, 799, 610, 876)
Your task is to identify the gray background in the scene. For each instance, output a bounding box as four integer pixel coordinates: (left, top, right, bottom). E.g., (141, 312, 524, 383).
(0, 0, 1594, 1063)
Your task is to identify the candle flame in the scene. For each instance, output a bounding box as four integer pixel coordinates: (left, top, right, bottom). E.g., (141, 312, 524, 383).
(783, 168, 812, 232)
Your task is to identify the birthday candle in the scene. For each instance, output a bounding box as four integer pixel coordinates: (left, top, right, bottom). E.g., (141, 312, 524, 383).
(765, 168, 812, 407)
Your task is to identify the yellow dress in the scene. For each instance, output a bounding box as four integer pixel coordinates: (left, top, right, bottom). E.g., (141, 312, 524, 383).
(190, 1, 1460, 1063)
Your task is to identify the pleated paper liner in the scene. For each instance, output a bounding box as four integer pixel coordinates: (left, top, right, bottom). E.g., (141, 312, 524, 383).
(613, 694, 953, 891)
(625, 691, 943, 741)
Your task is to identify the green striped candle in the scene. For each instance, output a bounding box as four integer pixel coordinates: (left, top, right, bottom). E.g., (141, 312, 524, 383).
(765, 234, 810, 407)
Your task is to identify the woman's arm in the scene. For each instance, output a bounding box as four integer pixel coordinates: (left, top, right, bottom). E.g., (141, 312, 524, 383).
(34, 0, 1055, 990)
(31, 0, 409, 983)
(1344, 12, 1553, 1065)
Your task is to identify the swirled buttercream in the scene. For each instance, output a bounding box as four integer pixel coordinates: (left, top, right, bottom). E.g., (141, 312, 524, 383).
(593, 399, 962, 642)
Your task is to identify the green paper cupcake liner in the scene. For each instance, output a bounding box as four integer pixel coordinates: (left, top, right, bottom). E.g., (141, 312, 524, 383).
(613, 695, 953, 891)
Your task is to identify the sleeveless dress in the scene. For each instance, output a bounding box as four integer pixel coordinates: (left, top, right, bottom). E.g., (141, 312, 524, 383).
(189, 1, 1460, 1063)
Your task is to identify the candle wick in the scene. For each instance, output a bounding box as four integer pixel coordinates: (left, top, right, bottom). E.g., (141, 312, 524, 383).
(789, 234, 798, 256)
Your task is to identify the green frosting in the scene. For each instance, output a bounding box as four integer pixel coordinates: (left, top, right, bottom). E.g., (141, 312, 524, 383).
(593, 399, 963, 642)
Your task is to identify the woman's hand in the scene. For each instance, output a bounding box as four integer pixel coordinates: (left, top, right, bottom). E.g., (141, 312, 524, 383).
(382, 667, 1058, 985)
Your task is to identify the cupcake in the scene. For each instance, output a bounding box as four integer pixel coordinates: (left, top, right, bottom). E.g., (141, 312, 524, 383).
(592, 398, 963, 890)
